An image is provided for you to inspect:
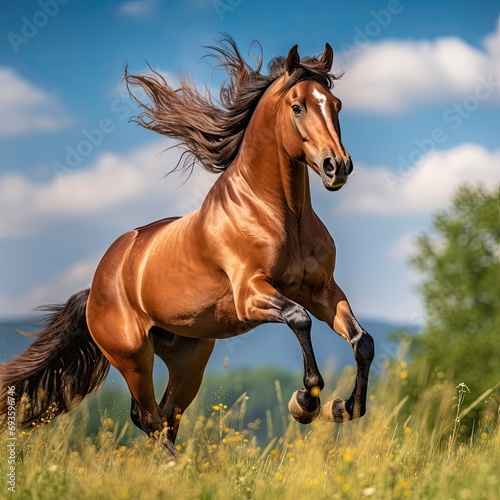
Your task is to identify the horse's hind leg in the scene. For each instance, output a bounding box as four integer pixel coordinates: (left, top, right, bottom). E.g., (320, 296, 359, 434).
(110, 341, 179, 455)
(152, 328, 215, 444)
(87, 318, 176, 455)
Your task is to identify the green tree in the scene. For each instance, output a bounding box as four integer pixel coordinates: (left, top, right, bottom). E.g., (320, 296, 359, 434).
(409, 184, 500, 422)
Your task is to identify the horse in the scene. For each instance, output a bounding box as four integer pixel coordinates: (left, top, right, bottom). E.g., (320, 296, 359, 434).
(0, 37, 374, 456)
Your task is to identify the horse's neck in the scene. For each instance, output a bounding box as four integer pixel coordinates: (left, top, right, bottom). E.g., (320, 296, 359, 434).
(209, 80, 312, 220)
(224, 114, 312, 220)
(224, 147, 311, 220)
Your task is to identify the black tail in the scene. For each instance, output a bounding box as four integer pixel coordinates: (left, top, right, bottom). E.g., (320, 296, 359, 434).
(0, 289, 110, 428)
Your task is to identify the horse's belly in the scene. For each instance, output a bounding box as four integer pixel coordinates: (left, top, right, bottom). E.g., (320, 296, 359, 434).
(146, 273, 256, 339)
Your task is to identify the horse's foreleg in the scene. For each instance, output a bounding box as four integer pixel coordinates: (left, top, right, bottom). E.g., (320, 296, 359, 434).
(153, 333, 215, 444)
(235, 277, 324, 424)
(307, 281, 374, 422)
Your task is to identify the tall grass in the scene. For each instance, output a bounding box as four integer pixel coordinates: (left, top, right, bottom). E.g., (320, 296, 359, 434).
(2, 363, 499, 499)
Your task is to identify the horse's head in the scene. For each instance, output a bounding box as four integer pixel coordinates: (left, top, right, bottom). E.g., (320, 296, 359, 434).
(278, 44, 352, 191)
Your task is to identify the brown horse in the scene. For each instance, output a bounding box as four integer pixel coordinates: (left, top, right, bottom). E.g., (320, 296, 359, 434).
(0, 37, 374, 456)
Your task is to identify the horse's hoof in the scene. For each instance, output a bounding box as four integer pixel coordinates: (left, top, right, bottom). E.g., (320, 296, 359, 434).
(320, 398, 352, 423)
(152, 428, 179, 459)
(163, 440, 179, 459)
(288, 389, 321, 424)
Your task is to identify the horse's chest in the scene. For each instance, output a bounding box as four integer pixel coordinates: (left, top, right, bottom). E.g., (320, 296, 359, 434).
(277, 261, 305, 295)
(301, 241, 334, 288)
(274, 247, 330, 295)
(303, 254, 331, 287)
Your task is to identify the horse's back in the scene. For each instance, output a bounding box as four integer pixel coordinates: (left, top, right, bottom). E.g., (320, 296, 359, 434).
(87, 213, 241, 338)
(92, 216, 182, 283)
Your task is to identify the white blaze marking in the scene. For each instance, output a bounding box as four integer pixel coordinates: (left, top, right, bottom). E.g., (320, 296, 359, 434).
(312, 87, 344, 156)
(312, 87, 328, 121)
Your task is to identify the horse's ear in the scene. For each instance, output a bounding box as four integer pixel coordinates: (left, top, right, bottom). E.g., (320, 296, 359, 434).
(320, 43, 334, 72)
(286, 45, 301, 75)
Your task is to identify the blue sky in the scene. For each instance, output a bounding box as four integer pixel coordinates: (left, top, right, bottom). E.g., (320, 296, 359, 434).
(0, 0, 499, 325)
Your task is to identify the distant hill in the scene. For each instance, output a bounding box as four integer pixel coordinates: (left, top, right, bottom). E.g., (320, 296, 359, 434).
(208, 317, 419, 374)
(0, 315, 419, 384)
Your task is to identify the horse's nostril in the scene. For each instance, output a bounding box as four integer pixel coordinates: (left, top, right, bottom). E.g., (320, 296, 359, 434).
(323, 158, 336, 175)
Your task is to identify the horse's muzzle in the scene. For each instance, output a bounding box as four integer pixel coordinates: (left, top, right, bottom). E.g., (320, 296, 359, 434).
(319, 156, 352, 191)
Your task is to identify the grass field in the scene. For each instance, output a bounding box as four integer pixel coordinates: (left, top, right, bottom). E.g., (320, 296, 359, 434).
(2, 364, 499, 499)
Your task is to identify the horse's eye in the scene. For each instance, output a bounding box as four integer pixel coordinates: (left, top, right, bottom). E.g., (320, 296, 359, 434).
(292, 104, 302, 115)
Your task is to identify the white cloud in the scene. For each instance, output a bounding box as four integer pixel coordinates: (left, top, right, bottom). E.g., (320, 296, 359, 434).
(0, 140, 217, 316)
(0, 67, 72, 136)
(337, 143, 500, 215)
(119, 0, 159, 17)
(335, 22, 500, 113)
(0, 140, 217, 237)
(389, 233, 419, 261)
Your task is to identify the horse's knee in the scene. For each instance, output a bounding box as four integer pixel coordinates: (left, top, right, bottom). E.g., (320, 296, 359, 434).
(354, 332, 374, 364)
(282, 304, 311, 333)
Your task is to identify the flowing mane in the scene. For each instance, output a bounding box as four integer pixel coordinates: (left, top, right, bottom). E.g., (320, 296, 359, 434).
(125, 35, 339, 174)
